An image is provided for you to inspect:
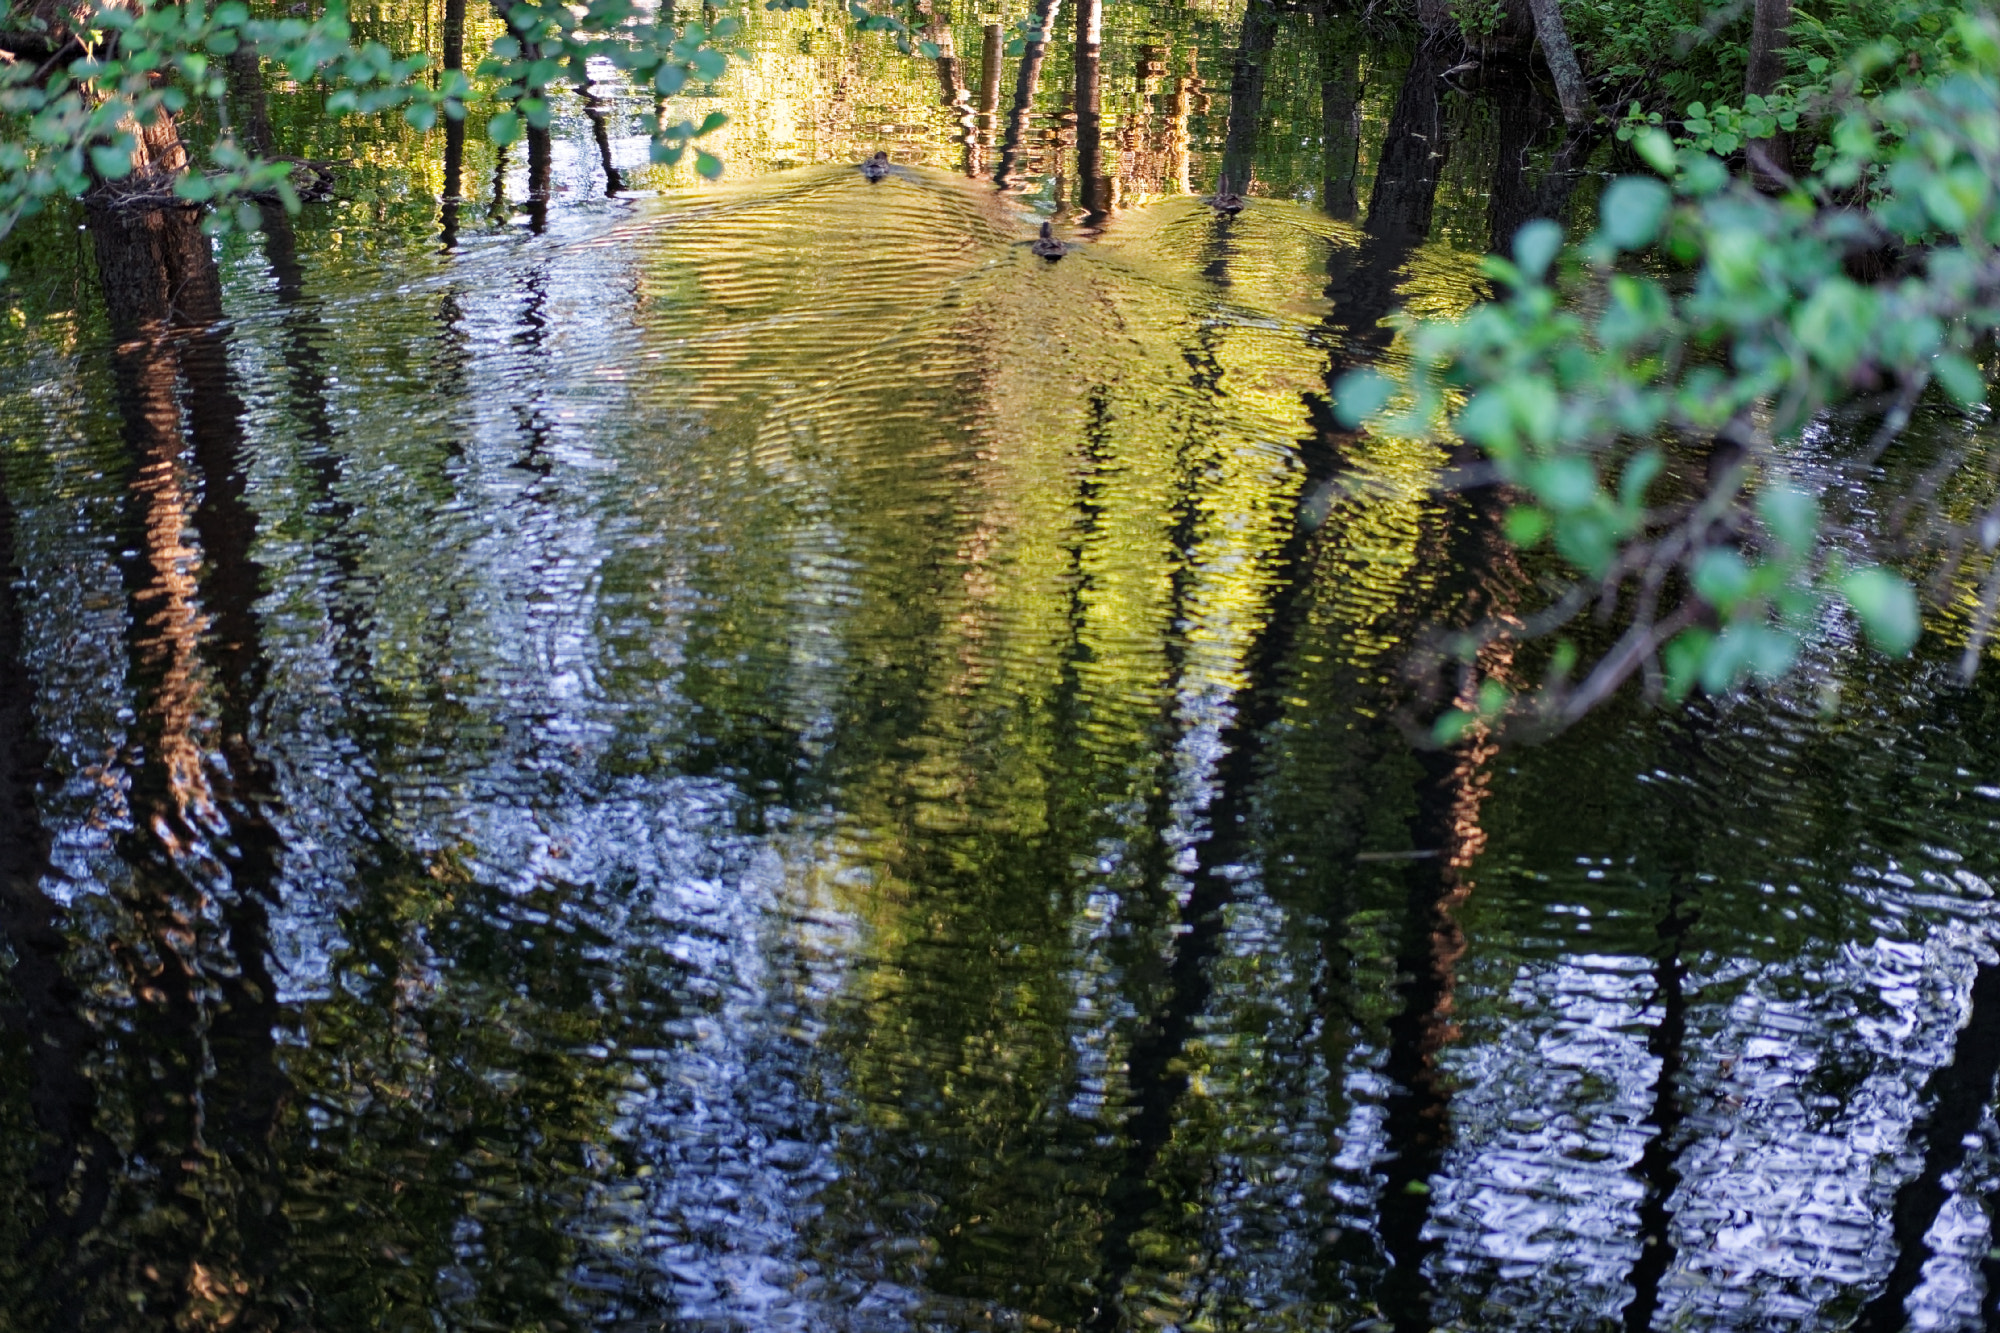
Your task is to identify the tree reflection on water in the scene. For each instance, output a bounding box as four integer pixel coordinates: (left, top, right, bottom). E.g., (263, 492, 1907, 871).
(2, 5, 2000, 1330)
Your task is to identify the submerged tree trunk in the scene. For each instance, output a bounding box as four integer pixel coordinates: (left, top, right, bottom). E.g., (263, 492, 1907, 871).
(1525, 0, 1595, 126)
(1745, 0, 1792, 186)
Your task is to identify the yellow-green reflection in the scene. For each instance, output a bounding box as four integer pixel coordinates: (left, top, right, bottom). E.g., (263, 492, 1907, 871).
(6, 4, 2000, 1331)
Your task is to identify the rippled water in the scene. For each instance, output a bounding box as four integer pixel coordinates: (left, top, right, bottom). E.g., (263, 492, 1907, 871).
(4, 8, 2000, 1330)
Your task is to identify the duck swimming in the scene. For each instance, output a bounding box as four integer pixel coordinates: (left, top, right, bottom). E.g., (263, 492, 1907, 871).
(1207, 174, 1246, 216)
(860, 151, 891, 181)
(1032, 221, 1066, 260)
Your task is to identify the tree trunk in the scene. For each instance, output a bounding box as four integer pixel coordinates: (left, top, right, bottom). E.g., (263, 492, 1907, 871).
(1745, 0, 1792, 186)
(1525, 0, 1595, 126)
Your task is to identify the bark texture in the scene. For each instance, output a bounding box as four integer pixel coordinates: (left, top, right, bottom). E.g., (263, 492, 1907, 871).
(1525, 0, 1595, 126)
(1745, 0, 1792, 186)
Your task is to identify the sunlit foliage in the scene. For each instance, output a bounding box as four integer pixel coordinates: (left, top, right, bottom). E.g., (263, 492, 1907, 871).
(1339, 10, 2000, 738)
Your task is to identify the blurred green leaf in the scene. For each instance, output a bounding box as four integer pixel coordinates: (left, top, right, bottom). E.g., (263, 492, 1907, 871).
(1332, 368, 1394, 428)
(1598, 176, 1671, 251)
(1841, 567, 1921, 654)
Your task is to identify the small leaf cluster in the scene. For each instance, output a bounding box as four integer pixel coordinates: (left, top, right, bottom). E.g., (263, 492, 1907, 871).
(1337, 12, 2000, 735)
(835, 0, 934, 57)
(1002, 14, 1044, 57)
(472, 0, 736, 177)
(0, 0, 440, 266)
(1619, 90, 1810, 160)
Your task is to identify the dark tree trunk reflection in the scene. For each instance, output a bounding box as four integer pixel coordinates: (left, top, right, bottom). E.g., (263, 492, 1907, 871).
(1323, 45, 1451, 381)
(1621, 875, 1698, 1332)
(583, 87, 624, 196)
(1073, 0, 1108, 223)
(1852, 960, 2000, 1332)
(1372, 495, 1512, 1331)
(442, 0, 468, 245)
(527, 123, 553, 232)
(78, 195, 295, 1329)
(1217, 0, 1279, 198)
(997, 0, 1062, 189)
(1485, 63, 1552, 256)
(1319, 17, 1361, 221)
(1087, 318, 1350, 1326)
(973, 22, 1002, 177)
(0, 457, 117, 1328)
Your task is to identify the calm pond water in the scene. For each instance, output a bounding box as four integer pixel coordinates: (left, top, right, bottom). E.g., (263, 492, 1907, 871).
(4, 5, 2000, 1330)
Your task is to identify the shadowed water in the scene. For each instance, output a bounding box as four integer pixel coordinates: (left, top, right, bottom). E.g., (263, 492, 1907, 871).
(3, 5, 2000, 1330)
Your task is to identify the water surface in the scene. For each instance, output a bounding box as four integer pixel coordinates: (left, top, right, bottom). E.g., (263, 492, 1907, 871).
(4, 7, 2000, 1330)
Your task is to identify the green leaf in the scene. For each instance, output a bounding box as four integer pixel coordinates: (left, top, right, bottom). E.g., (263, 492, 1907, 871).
(1756, 483, 1818, 554)
(1633, 127, 1677, 176)
(1511, 218, 1562, 280)
(1430, 710, 1473, 745)
(1956, 12, 2000, 71)
(1553, 510, 1615, 576)
(1598, 176, 1671, 251)
(1528, 456, 1596, 512)
(1794, 278, 1870, 372)
(1617, 448, 1663, 512)
(1692, 548, 1752, 612)
(1841, 567, 1920, 655)
(1934, 353, 1987, 407)
(89, 144, 134, 180)
(1663, 628, 1714, 700)
(1503, 505, 1549, 547)
(487, 108, 521, 144)
(1501, 376, 1561, 447)
(697, 109, 728, 135)
(695, 150, 722, 178)
(1332, 368, 1395, 428)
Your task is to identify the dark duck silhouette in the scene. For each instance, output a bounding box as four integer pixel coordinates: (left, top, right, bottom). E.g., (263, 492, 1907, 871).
(860, 151, 891, 181)
(1032, 221, 1066, 260)
(1207, 174, 1246, 215)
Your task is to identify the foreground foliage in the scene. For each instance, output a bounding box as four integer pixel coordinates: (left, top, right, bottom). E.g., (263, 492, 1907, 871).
(0, 0, 747, 268)
(1340, 9, 2000, 738)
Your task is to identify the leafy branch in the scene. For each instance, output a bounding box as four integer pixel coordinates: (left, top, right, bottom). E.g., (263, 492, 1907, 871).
(1338, 12, 2000, 741)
